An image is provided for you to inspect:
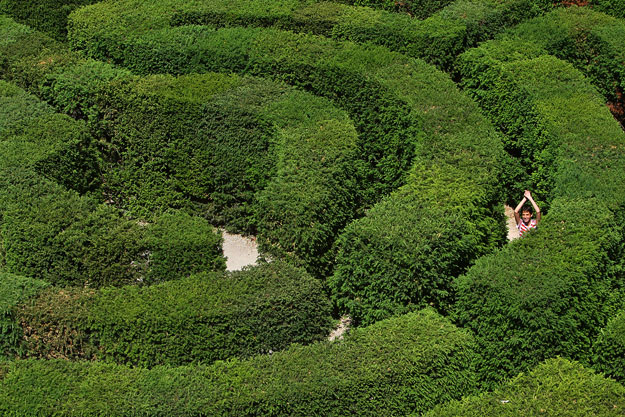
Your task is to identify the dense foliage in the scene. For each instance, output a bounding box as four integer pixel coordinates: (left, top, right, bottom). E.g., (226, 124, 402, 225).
(0, 80, 225, 287)
(0, 0, 99, 40)
(476, 7, 625, 126)
(454, 34, 625, 388)
(0, 274, 48, 358)
(593, 310, 625, 382)
(169, 0, 552, 70)
(14, 261, 333, 367)
(68, 0, 505, 322)
(423, 358, 625, 416)
(0, 309, 478, 415)
(0, 17, 361, 278)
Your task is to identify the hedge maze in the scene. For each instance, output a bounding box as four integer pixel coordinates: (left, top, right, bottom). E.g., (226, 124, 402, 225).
(1, 0, 625, 414)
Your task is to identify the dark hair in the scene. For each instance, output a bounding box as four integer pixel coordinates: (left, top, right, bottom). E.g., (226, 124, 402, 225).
(521, 205, 533, 215)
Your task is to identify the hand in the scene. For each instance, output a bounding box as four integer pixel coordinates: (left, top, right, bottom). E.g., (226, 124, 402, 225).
(524, 190, 532, 199)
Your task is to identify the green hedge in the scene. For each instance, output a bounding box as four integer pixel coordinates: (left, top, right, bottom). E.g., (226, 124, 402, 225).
(70, 9, 422, 202)
(453, 41, 625, 387)
(68, 0, 506, 321)
(423, 357, 625, 416)
(593, 310, 625, 382)
(15, 261, 333, 367)
(0, 80, 225, 287)
(0, 309, 478, 415)
(484, 7, 625, 126)
(94, 73, 361, 277)
(0, 0, 100, 40)
(0, 274, 49, 358)
(0, 17, 361, 278)
(167, 0, 551, 71)
(591, 0, 625, 19)
(336, 0, 454, 19)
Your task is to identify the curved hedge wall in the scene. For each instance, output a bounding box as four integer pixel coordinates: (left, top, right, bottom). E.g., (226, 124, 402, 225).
(0, 309, 478, 415)
(0, 0, 99, 40)
(453, 36, 625, 387)
(164, 0, 550, 71)
(593, 310, 625, 382)
(13, 261, 333, 367)
(0, 274, 48, 358)
(473, 7, 625, 126)
(0, 80, 225, 287)
(0, 16, 361, 278)
(423, 358, 625, 416)
(68, 0, 506, 321)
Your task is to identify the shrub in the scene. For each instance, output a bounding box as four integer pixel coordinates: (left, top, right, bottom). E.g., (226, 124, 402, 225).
(17, 261, 331, 367)
(0, 274, 49, 358)
(0, 80, 226, 287)
(593, 310, 625, 382)
(69, 1, 506, 318)
(590, 0, 625, 18)
(458, 49, 625, 208)
(454, 198, 624, 388)
(423, 358, 625, 417)
(0, 18, 361, 278)
(337, 0, 455, 19)
(0, 0, 100, 41)
(168, 0, 551, 71)
(0, 309, 478, 415)
(487, 7, 625, 126)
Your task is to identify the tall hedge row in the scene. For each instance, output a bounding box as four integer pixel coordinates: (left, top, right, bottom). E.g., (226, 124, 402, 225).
(336, 0, 454, 19)
(94, 73, 361, 277)
(0, 274, 48, 358)
(0, 309, 479, 416)
(480, 7, 625, 126)
(423, 358, 625, 416)
(68, 0, 506, 323)
(452, 41, 625, 387)
(0, 16, 362, 278)
(593, 310, 625, 382)
(167, 0, 552, 71)
(0, 80, 225, 287)
(11, 261, 333, 367)
(0, 0, 100, 40)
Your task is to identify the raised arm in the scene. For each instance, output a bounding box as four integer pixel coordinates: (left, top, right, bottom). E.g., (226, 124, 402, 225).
(524, 190, 541, 224)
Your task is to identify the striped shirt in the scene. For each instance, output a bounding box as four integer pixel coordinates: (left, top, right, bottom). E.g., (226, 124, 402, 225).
(517, 219, 537, 237)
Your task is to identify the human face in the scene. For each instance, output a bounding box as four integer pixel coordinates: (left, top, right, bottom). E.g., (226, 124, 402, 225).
(521, 210, 532, 224)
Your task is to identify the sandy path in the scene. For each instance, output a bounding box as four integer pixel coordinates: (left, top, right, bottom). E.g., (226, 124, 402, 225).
(505, 205, 519, 241)
(221, 230, 260, 271)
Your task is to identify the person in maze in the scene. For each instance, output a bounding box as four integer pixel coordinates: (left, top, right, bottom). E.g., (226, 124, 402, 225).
(514, 190, 541, 237)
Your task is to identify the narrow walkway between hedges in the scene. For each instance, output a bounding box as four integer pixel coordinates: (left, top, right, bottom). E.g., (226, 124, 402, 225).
(221, 230, 260, 271)
(505, 205, 519, 241)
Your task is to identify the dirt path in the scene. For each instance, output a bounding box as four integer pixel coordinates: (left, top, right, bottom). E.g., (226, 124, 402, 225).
(505, 205, 519, 241)
(221, 230, 260, 271)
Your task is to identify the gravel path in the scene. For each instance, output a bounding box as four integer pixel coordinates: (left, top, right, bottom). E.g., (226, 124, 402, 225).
(505, 205, 519, 241)
(221, 230, 260, 271)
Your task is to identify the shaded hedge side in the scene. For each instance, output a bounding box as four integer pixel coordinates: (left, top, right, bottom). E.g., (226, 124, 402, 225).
(0, 0, 100, 40)
(593, 310, 625, 382)
(0, 80, 225, 287)
(68, 0, 506, 323)
(0, 274, 49, 358)
(423, 358, 625, 417)
(14, 261, 333, 367)
(0, 309, 478, 416)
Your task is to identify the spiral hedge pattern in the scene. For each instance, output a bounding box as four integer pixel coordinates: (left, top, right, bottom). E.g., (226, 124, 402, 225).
(1, 0, 625, 414)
